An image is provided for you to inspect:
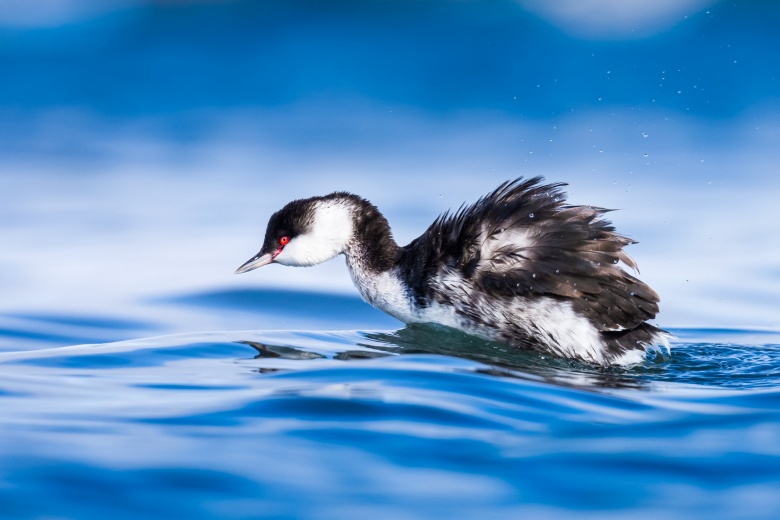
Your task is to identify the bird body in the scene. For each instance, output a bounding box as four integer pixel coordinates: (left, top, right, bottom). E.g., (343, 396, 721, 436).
(236, 177, 669, 365)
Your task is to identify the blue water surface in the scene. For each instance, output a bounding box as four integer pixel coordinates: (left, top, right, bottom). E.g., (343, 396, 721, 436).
(2, 289, 780, 519)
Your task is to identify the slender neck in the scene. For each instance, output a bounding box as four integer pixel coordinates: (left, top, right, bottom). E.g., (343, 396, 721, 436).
(339, 195, 400, 275)
(340, 197, 412, 320)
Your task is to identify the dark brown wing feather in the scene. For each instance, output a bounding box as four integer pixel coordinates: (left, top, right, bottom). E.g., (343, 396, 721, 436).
(399, 177, 660, 332)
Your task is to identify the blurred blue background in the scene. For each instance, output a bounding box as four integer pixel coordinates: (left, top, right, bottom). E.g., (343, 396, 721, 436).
(1, 0, 779, 346)
(4, 4, 780, 519)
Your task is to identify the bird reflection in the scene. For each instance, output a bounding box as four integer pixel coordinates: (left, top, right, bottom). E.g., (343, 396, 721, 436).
(236, 324, 669, 390)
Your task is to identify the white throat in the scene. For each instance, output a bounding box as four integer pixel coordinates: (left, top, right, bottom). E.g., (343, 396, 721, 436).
(347, 264, 415, 323)
(274, 201, 354, 267)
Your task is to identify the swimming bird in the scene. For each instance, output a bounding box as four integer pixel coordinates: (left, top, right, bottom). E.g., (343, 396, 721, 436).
(235, 177, 669, 365)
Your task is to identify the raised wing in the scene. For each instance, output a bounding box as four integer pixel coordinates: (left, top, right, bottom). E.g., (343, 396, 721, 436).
(399, 177, 659, 332)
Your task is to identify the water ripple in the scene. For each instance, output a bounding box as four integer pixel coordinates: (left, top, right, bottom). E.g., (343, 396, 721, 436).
(1, 327, 780, 519)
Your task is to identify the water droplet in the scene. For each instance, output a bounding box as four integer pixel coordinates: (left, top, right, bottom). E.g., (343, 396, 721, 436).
(630, 292, 635, 296)
(529, 213, 535, 218)
(532, 273, 536, 278)
(555, 269, 560, 274)
(642, 132, 648, 138)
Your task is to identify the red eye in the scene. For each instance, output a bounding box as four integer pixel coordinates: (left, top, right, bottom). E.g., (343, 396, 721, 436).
(279, 236, 290, 246)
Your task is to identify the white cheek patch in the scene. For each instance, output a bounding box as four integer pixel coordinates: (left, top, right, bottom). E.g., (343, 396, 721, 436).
(275, 202, 354, 267)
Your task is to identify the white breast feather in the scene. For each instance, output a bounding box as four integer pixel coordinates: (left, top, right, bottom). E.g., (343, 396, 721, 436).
(348, 267, 415, 323)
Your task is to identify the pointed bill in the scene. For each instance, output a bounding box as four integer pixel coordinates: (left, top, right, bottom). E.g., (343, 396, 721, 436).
(235, 252, 274, 274)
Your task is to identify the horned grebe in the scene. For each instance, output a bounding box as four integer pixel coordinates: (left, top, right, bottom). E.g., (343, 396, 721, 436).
(235, 177, 669, 365)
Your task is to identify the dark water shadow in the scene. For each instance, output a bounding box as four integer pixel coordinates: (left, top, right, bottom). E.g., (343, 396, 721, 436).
(360, 324, 658, 390)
